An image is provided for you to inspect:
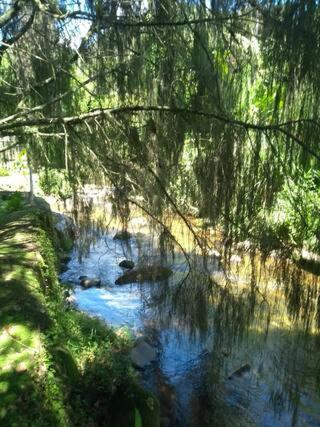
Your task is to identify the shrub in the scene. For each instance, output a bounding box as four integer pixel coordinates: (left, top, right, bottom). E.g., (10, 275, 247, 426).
(0, 191, 23, 213)
(277, 169, 320, 252)
(39, 168, 72, 202)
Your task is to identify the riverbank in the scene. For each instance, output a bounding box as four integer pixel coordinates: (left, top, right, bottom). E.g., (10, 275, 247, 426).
(0, 193, 159, 426)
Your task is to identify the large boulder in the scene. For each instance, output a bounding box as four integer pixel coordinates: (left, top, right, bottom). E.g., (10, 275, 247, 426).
(52, 212, 74, 251)
(115, 265, 172, 285)
(130, 338, 157, 369)
(52, 212, 74, 235)
(119, 259, 135, 269)
(80, 278, 101, 289)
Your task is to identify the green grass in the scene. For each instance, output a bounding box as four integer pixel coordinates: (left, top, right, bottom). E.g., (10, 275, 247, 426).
(0, 209, 66, 426)
(0, 200, 160, 427)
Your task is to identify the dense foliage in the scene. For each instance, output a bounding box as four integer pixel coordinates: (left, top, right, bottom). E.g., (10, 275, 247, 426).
(0, 0, 320, 253)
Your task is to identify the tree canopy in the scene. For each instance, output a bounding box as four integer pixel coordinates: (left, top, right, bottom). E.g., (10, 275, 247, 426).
(1, 0, 320, 251)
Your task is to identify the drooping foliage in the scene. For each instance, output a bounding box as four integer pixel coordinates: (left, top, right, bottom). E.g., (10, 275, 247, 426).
(0, 0, 320, 251)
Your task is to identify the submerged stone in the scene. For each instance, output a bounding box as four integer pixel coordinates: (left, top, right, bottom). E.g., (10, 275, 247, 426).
(80, 278, 101, 289)
(119, 259, 135, 269)
(115, 265, 172, 285)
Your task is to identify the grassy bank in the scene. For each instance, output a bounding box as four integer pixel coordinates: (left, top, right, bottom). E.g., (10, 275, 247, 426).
(0, 193, 159, 427)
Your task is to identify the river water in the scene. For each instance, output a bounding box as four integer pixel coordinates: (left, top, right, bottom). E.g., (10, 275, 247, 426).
(60, 209, 320, 427)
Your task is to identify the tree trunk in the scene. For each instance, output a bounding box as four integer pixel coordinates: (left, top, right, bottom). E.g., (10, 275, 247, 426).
(27, 153, 34, 204)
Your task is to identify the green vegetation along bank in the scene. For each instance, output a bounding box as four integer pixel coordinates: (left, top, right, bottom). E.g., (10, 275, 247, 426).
(0, 192, 159, 427)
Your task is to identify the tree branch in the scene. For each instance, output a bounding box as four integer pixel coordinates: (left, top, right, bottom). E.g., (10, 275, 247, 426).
(0, 8, 36, 58)
(53, 9, 258, 27)
(0, 0, 22, 29)
(0, 72, 102, 127)
(0, 105, 318, 161)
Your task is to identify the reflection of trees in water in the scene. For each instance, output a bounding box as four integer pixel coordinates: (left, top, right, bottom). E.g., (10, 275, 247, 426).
(70, 206, 320, 424)
(72, 200, 108, 262)
(146, 246, 320, 425)
(265, 327, 320, 426)
(72, 198, 320, 338)
(278, 260, 320, 331)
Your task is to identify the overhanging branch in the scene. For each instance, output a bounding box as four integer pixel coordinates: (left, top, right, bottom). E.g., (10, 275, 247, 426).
(0, 105, 318, 161)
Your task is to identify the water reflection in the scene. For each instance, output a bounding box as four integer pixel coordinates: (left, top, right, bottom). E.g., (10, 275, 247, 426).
(61, 206, 320, 426)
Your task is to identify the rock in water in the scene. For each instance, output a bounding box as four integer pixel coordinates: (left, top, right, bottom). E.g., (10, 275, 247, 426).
(119, 259, 135, 269)
(113, 230, 131, 241)
(115, 265, 172, 285)
(130, 339, 157, 369)
(228, 363, 251, 380)
(80, 278, 101, 289)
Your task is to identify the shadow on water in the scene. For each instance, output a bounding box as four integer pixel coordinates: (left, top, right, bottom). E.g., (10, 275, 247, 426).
(168, 296, 320, 425)
(62, 206, 320, 427)
(144, 255, 320, 426)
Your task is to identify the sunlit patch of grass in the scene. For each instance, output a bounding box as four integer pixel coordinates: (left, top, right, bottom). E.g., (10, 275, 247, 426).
(0, 207, 69, 426)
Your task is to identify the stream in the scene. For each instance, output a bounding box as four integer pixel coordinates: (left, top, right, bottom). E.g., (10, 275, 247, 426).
(60, 209, 320, 427)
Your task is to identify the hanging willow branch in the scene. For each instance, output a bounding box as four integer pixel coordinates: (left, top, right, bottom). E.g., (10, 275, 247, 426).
(0, 105, 318, 161)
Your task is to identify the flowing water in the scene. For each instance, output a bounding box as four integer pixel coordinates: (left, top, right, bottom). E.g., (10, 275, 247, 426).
(60, 206, 320, 427)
